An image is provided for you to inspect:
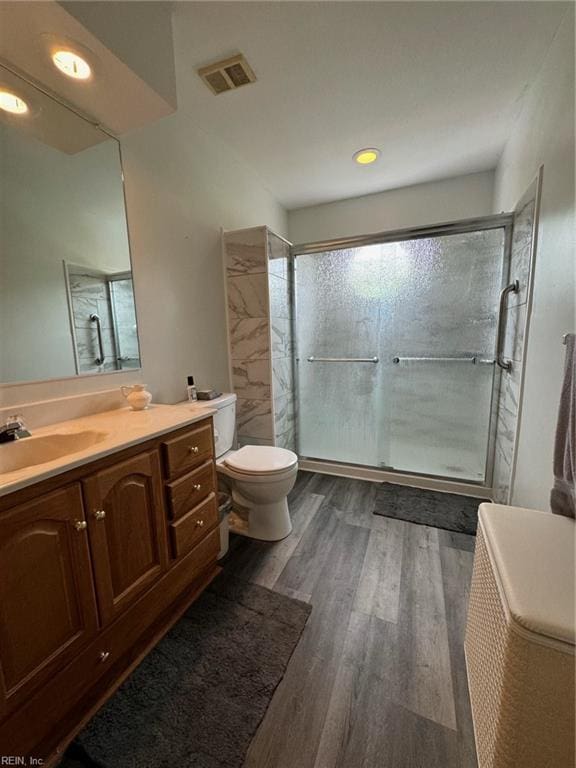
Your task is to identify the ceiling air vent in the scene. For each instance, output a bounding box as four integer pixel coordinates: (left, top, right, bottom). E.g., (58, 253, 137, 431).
(198, 54, 256, 95)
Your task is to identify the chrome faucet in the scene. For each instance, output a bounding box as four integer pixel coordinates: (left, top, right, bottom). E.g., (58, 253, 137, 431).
(0, 415, 31, 443)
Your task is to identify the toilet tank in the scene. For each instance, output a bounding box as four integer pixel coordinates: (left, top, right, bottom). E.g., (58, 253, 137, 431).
(209, 393, 237, 458)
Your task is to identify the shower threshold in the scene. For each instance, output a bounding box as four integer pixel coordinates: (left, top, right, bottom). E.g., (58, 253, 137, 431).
(297, 457, 493, 499)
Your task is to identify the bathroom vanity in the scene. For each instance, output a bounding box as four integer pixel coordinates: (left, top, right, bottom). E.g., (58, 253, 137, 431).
(0, 406, 219, 764)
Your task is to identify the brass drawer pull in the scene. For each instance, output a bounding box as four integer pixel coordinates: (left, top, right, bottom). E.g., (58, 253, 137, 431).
(188, 445, 199, 454)
(193, 483, 202, 492)
(196, 519, 205, 528)
(73, 520, 87, 531)
(94, 509, 106, 521)
(99, 651, 110, 663)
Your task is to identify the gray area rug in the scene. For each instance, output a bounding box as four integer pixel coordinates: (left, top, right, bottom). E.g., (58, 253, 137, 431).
(373, 482, 489, 535)
(60, 573, 311, 768)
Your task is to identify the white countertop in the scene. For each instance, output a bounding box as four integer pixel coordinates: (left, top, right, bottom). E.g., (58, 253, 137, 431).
(0, 403, 215, 498)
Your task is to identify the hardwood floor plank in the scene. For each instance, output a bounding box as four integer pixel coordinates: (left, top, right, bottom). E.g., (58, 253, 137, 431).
(223, 473, 476, 767)
(397, 523, 457, 730)
(275, 501, 343, 596)
(438, 528, 476, 552)
(315, 610, 459, 768)
(440, 544, 478, 767)
(314, 611, 399, 768)
(245, 521, 370, 768)
(249, 493, 324, 590)
(353, 520, 405, 623)
(330, 478, 379, 529)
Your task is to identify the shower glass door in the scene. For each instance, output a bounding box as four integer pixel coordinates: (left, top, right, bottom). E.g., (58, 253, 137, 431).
(294, 221, 509, 484)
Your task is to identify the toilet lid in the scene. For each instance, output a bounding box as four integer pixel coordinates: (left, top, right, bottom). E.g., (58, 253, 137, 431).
(224, 445, 298, 474)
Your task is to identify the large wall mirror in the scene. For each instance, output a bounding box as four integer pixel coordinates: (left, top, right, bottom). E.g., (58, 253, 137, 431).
(0, 64, 141, 384)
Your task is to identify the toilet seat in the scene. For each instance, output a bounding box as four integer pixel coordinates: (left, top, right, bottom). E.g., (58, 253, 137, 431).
(223, 445, 298, 475)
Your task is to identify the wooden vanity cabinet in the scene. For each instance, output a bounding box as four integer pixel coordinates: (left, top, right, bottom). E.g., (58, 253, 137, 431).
(0, 415, 220, 765)
(83, 451, 168, 625)
(0, 485, 98, 718)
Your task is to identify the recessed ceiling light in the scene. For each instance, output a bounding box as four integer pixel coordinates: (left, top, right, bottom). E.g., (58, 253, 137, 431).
(353, 148, 380, 165)
(52, 50, 92, 80)
(0, 90, 29, 115)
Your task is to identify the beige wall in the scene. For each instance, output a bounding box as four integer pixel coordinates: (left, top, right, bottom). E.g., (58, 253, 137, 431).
(493, 8, 575, 510)
(0, 108, 286, 409)
(287, 170, 494, 244)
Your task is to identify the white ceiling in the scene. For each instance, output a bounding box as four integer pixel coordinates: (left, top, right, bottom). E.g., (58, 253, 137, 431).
(172, 1, 568, 210)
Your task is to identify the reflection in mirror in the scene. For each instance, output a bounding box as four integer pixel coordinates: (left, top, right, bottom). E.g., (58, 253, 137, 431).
(0, 64, 141, 384)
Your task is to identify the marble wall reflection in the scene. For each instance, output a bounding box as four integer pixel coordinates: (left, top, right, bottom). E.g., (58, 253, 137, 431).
(492, 189, 537, 502)
(68, 270, 141, 374)
(223, 227, 295, 450)
(69, 271, 118, 374)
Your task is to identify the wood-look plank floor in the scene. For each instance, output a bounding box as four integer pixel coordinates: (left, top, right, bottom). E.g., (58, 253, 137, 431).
(223, 471, 477, 768)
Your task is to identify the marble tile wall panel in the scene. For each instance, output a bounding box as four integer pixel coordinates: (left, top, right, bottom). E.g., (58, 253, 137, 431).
(267, 231, 296, 451)
(492, 365, 522, 502)
(236, 398, 274, 441)
(268, 274, 291, 319)
(274, 393, 296, 451)
(227, 274, 269, 319)
(232, 358, 271, 399)
(224, 227, 274, 445)
(271, 317, 292, 359)
(507, 197, 535, 309)
(228, 318, 270, 361)
(272, 357, 293, 400)
(492, 181, 536, 501)
(224, 227, 267, 275)
(502, 303, 527, 364)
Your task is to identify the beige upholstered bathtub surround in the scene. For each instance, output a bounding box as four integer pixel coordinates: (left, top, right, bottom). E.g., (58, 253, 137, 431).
(223, 227, 295, 450)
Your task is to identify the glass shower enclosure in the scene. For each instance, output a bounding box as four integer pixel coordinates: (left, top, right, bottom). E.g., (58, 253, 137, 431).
(293, 216, 512, 485)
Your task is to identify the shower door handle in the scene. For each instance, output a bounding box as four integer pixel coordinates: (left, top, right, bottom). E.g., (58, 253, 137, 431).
(495, 280, 519, 371)
(90, 313, 106, 366)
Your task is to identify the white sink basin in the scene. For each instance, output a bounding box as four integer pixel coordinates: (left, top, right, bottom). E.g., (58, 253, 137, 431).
(0, 430, 108, 474)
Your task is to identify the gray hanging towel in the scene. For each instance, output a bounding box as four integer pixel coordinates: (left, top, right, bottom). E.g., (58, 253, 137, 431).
(551, 333, 576, 518)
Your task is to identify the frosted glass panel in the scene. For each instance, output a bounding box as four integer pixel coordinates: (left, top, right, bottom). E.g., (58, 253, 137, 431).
(295, 227, 506, 482)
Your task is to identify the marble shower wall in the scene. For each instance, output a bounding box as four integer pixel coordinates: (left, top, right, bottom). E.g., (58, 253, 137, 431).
(492, 180, 538, 502)
(267, 231, 295, 450)
(224, 226, 295, 449)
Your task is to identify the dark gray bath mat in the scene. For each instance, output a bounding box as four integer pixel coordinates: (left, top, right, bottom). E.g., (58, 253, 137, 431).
(373, 483, 490, 535)
(59, 573, 311, 768)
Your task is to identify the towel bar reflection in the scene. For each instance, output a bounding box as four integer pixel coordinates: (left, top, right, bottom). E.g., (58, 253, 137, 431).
(307, 356, 379, 363)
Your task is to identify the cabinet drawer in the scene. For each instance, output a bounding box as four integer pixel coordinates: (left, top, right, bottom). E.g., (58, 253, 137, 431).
(162, 421, 214, 479)
(169, 493, 219, 559)
(165, 460, 216, 520)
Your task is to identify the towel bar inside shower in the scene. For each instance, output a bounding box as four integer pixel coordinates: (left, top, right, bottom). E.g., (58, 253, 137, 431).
(306, 356, 379, 363)
(392, 355, 493, 364)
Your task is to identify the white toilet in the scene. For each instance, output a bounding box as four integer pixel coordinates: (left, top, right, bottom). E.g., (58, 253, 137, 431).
(210, 393, 298, 541)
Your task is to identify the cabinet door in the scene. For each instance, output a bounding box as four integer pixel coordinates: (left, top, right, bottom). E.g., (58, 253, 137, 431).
(0, 485, 98, 717)
(83, 451, 168, 625)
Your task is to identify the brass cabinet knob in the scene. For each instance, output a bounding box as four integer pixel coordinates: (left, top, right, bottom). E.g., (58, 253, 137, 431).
(196, 519, 205, 528)
(188, 445, 199, 454)
(99, 651, 110, 663)
(73, 520, 88, 531)
(94, 509, 106, 521)
(193, 483, 202, 492)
